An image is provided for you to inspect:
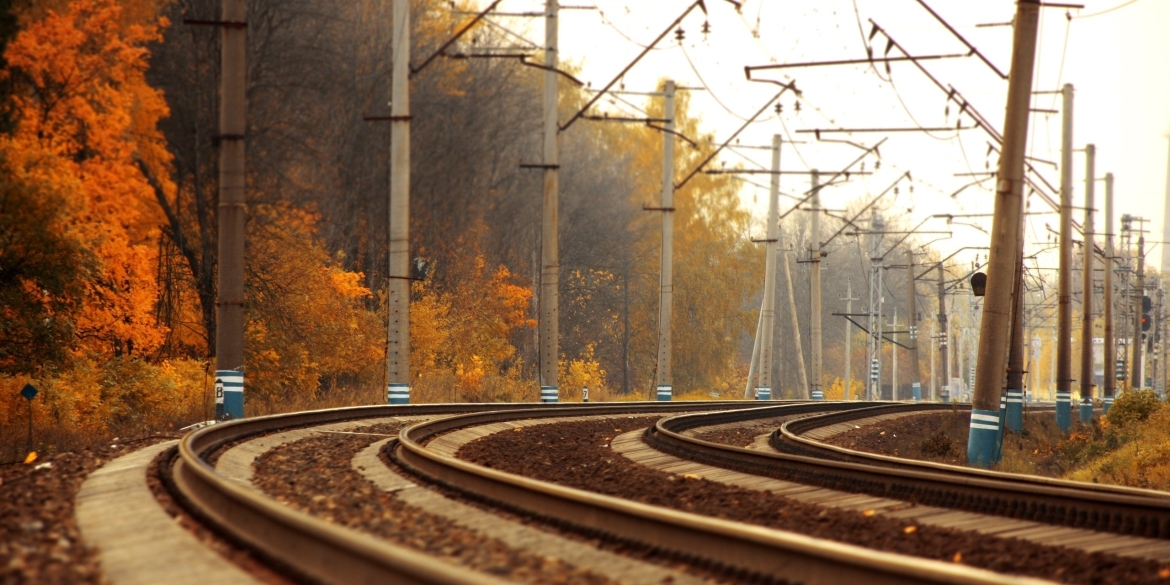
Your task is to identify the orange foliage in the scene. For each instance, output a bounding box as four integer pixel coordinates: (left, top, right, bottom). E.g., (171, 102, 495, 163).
(410, 255, 535, 395)
(2, 0, 173, 358)
(245, 205, 384, 408)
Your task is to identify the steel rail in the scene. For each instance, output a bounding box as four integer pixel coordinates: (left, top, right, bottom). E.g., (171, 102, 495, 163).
(168, 401, 756, 585)
(393, 402, 1052, 585)
(647, 403, 1170, 538)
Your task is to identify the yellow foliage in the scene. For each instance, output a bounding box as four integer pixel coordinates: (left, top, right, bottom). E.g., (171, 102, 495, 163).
(0, 356, 210, 461)
(823, 377, 863, 401)
(1066, 402, 1170, 489)
(558, 344, 607, 402)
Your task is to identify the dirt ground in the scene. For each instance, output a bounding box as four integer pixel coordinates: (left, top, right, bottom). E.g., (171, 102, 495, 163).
(823, 407, 1091, 476)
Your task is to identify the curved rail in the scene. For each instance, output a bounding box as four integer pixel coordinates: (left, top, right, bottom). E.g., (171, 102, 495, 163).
(393, 402, 1051, 585)
(647, 403, 1170, 539)
(165, 401, 760, 585)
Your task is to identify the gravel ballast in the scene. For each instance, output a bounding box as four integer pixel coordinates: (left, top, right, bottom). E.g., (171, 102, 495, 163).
(0, 436, 176, 585)
(250, 423, 618, 584)
(457, 416, 1170, 585)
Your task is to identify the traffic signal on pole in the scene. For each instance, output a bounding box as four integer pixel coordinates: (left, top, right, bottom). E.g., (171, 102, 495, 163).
(1142, 295, 1152, 332)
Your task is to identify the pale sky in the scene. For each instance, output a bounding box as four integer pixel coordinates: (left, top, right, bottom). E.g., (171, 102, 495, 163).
(473, 0, 1170, 275)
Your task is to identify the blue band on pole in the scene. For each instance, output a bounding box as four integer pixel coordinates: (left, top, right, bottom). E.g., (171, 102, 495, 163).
(1055, 391, 1071, 430)
(967, 408, 1002, 467)
(657, 385, 672, 401)
(216, 370, 244, 420)
(540, 386, 558, 403)
(387, 383, 410, 405)
(1103, 396, 1114, 414)
(811, 389, 824, 401)
(755, 387, 771, 400)
(940, 384, 949, 402)
(1079, 398, 1093, 423)
(1005, 389, 1023, 432)
(911, 382, 921, 402)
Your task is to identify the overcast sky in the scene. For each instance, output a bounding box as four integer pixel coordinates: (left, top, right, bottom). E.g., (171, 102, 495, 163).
(474, 0, 1170, 277)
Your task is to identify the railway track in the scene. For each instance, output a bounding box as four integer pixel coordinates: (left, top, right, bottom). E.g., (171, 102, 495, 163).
(150, 399, 1170, 585)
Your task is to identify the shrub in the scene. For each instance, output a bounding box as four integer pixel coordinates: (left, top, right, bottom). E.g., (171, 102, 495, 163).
(1105, 389, 1161, 430)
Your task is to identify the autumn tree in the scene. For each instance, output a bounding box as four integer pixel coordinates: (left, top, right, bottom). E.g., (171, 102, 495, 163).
(2, 0, 172, 361)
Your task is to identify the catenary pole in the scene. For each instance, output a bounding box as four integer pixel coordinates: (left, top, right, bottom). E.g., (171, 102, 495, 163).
(386, 0, 412, 405)
(968, 0, 1041, 466)
(539, 0, 560, 402)
(1103, 173, 1116, 411)
(782, 249, 810, 399)
(938, 264, 949, 402)
(1132, 234, 1146, 389)
(841, 281, 860, 400)
(655, 80, 677, 401)
(1054, 83, 1076, 430)
(810, 171, 824, 400)
(1080, 144, 1096, 422)
(755, 134, 781, 400)
(868, 213, 885, 400)
(1160, 135, 1170, 274)
(907, 252, 922, 401)
(215, 0, 246, 419)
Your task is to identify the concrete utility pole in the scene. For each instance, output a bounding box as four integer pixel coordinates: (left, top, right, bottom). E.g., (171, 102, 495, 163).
(744, 311, 763, 399)
(655, 80, 677, 401)
(889, 309, 900, 400)
(1132, 233, 1146, 390)
(1054, 83, 1076, 430)
(907, 252, 922, 401)
(1004, 217, 1026, 437)
(1104, 173, 1116, 411)
(215, 0, 246, 419)
(968, 0, 1040, 466)
(782, 248, 810, 399)
(937, 264, 949, 402)
(386, 0, 412, 405)
(868, 213, 885, 400)
(809, 171, 824, 401)
(539, 0, 560, 403)
(1080, 144, 1096, 422)
(841, 281, 860, 400)
(754, 134, 781, 401)
(1160, 135, 1170, 274)
(1157, 285, 1165, 397)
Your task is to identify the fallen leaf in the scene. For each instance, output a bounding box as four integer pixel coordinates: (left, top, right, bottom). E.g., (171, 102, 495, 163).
(683, 473, 701, 480)
(953, 552, 963, 563)
(513, 427, 523, 432)
(862, 509, 875, 517)
(879, 431, 886, 435)
(1033, 449, 1039, 454)
(1158, 567, 1170, 579)
(23, 451, 37, 465)
(903, 525, 918, 534)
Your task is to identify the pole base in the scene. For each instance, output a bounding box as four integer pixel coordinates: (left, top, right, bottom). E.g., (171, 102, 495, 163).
(216, 370, 244, 420)
(755, 387, 771, 400)
(967, 408, 1002, 468)
(387, 383, 410, 405)
(540, 386, 558, 403)
(1055, 391, 1071, 430)
(1103, 396, 1113, 414)
(811, 389, 824, 401)
(657, 385, 672, 401)
(1079, 401, 1093, 423)
(911, 382, 921, 402)
(1005, 389, 1023, 432)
